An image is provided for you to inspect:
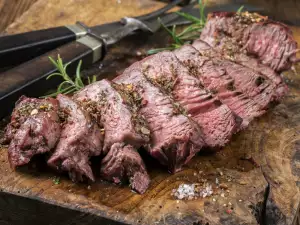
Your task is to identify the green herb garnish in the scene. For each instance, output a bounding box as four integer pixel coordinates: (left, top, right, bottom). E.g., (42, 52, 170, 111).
(237, 5, 244, 13)
(147, 0, 206, 54)
(43, 55, 97, 97)
(53, 176, 60, 185)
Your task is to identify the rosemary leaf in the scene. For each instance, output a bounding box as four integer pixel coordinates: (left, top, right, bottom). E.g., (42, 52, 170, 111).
(158, 19, 184, 45)
(199, 0, 206, 26)
(147, 0, 206, 54)
(63, 87, 77, 95)
(147, 47, 175, 55)
(175, 12, 201, 23)
(91, 75, 97, 83)
(57, 81, 71, 93)
(75, 60, 84, 88)
(43, 55, 97, 97)
(237, 5, 244, 13)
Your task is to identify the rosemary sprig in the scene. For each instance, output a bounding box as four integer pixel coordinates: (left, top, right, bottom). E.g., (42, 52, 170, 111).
(43, 55, 97, 97)
(147, 0, 206, 54)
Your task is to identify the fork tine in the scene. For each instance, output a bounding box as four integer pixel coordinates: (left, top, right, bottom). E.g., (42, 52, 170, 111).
(136, 0, 185, 21)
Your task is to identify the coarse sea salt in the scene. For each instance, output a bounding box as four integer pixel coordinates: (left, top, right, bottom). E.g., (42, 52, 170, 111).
(172, 183, 213, 200)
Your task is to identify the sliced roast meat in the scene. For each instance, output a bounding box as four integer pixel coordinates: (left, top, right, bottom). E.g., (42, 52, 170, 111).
(5, 96, 61, 168)
(100, 143, 150, 194)
(48, 94, 103, 182)
(74, 79, 150, 154)
(192, 41, 288, 104)
(141, 51, 239, 147)
(174, 44, 278, 128)
(192, 39, 282, 85)
(74, 79, 151, 190)
(174, 44, 233, 92)
(3, 11, 296, 193)
(114, 62, 204, 173)
(3, 96, 58, 143)
(200, 12, 299, 72)
(218, 92, 265, 129)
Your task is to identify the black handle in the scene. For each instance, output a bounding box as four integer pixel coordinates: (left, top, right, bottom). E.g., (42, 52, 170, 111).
(0, 35, 104, 119)
(0, 26, 84, 69)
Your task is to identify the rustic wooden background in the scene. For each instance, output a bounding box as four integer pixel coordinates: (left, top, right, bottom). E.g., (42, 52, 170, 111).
(0, 0, 299, 225)
(1, 0, 300, 34)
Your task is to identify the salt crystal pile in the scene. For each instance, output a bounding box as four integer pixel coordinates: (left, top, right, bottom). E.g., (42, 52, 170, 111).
(172, 183, 213, 200)
(199, 184, 213, 198)
(172, 184, 196, 200)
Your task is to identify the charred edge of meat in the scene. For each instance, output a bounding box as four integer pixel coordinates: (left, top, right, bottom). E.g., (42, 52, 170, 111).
(112, 83, 151, 140)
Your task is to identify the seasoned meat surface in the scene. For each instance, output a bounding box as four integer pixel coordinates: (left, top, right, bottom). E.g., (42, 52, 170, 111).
(100, 143, 150, 194)
(141, 51, 239, 147)
(48, 94, 103, 182)
(5, 96, 61, 168)
(175, 43, 287, 128)
(114, 62, 204, 173)
(74, 79, 150, 154)
(200, 12, 299, 72)
(74, 79, 151, 191)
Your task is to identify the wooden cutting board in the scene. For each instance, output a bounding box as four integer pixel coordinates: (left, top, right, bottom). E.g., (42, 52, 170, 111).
(0, 1, 299, 225)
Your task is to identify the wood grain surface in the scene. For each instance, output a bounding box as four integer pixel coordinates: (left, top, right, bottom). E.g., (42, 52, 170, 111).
(0, 0, 299, 225)
(3, 0, 300, 35)
(0, 0, 38, 32)
(4, 0, 166, 34)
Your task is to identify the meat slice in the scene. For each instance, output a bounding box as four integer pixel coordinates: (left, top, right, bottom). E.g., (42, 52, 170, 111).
(174, 45, 285, 129)
(141, 51, 239, 147)
(74, 79, 151, 191)
(4, 96, 61, 168)
(100, 143, 150, 194)
(200, 12, 299, 72)
(218, 92, 265, 128)
(74, 79, 150, 154)
(192, 39, 282, 84)
(192, 41, 288, 105)
(114, 62, 204, 173)
(48, 94, 103, 182)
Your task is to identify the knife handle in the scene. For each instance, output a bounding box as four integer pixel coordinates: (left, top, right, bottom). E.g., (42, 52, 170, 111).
(0, 25, 87, 69)
(0, 35, 105, 119)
